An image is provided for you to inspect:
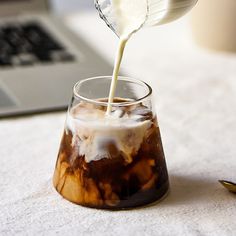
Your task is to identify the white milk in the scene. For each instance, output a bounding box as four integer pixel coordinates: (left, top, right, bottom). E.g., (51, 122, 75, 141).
(106, 0, 147, 114)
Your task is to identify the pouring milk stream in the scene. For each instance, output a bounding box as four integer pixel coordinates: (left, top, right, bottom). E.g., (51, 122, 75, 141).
(95, 0, 198, 114)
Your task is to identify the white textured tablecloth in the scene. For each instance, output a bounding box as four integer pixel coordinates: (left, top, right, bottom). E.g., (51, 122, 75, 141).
(1, 12, 236, 236)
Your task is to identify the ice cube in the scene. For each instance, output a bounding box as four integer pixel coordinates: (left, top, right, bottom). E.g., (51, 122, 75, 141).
(111, 109, 126, 118)
(129, 107, 152, 117)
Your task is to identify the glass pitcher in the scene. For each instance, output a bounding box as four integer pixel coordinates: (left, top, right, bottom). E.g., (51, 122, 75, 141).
(95, 0, 198, 36)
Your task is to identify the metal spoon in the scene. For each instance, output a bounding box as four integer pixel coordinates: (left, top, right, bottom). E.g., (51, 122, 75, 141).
(219, 180, 236, 193)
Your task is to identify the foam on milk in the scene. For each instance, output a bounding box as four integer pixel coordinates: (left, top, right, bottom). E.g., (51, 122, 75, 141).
(66, 104, 152, 163)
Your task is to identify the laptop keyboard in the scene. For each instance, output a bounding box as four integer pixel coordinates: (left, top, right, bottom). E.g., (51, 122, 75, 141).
(0, 22, 75, 67)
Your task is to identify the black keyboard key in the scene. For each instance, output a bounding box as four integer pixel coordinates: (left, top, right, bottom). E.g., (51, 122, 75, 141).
(17, 40, 33, 53)
(23, 23, 63, 51)
(7, 38, 32, 54)
(35, 51, 51, 62)
(0, 53, 12, 66)
(43, 40, 62, 51)
(0, 39, 13, 54)
(22, 23, 45, 34)
(25, 28, 43, 45)
(0, 29, 3, 38)
(2, 25, 23, 34)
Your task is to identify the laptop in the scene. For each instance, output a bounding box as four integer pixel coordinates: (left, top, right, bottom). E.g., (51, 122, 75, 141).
(0, 0, 113, 118)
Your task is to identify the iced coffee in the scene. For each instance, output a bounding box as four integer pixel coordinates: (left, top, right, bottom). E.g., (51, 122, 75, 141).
(53, 77, 169, 209)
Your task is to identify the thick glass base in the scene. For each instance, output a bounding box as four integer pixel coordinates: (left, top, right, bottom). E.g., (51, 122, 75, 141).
(54, 180, 169, 210)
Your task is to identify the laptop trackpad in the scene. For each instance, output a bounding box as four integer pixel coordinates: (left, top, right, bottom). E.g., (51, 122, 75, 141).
(0, 87, 17, 108)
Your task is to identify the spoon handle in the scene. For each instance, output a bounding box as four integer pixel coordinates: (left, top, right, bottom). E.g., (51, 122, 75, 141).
(219, 180, 236, 193)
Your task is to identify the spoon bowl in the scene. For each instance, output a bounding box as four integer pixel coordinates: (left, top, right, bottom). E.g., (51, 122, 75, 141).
(219, 180, 236, 193)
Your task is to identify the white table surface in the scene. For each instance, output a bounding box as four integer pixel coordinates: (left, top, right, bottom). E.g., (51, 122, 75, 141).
(1, 11, 236, 236)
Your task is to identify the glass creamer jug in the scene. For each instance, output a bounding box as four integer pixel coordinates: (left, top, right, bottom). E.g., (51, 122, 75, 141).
(95, 0, 198, 37)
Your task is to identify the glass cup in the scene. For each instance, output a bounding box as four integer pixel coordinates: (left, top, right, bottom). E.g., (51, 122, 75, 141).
(53, 76, 169, 209)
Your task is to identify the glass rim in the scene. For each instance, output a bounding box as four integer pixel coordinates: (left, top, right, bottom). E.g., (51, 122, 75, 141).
(73, 76, 152, 107)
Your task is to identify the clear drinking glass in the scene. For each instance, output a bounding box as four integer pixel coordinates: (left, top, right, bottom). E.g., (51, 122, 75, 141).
(53, 76, 169, 209)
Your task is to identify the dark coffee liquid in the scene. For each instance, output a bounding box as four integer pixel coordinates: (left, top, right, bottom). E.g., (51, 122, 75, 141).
(53, 99, 169, 209)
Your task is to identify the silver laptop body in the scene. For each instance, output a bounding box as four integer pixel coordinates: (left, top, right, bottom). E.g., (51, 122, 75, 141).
(0, 0, 112, 117)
